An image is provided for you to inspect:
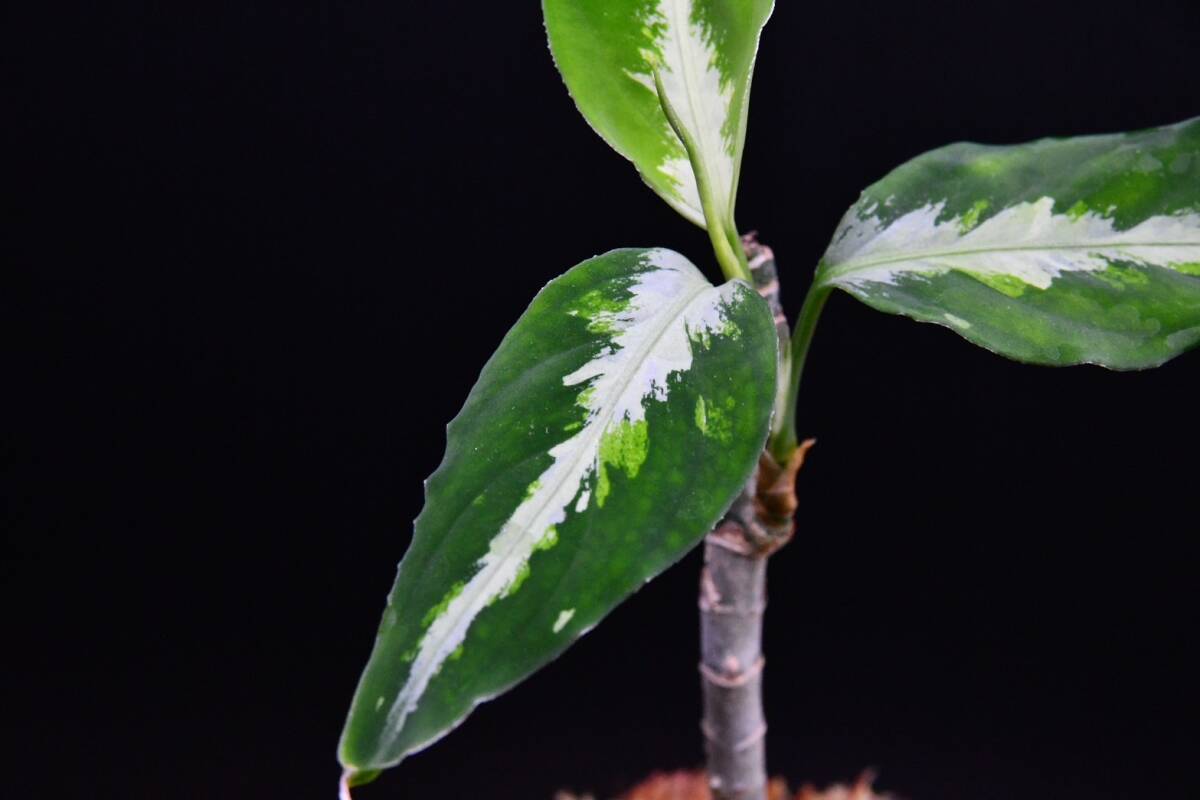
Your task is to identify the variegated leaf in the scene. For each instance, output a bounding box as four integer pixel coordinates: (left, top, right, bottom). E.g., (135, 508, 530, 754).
(817, 116, 1200, 369)
(543, 0, 773, 229)
(338, 248, 777, 791)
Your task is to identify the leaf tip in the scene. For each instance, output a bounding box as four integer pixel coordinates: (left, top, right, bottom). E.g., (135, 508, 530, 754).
(340, 767, 380, 799)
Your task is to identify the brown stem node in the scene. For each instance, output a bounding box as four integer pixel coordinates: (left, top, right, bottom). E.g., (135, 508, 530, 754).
(754, 438, 815, 528)
(698, 656, 765, 688)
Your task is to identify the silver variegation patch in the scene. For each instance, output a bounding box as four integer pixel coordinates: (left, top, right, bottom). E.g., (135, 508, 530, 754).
(625, 0, 739, 225)
(822, 197, 1200, 291)
(376, 249, 747, 757)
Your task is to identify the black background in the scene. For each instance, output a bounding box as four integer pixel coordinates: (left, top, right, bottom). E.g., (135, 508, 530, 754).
(6, 2, 1199, 798)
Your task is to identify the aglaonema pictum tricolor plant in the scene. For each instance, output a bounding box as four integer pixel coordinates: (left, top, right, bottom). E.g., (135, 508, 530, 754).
(336, 3, 1200, 798)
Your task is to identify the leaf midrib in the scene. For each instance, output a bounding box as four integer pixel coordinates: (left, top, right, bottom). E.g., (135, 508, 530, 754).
(665, 0, 725, 215)
(382, 269, 714, 757)
(820, 238, 1200, 286)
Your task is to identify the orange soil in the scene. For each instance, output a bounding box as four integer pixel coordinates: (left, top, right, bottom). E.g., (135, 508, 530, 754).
(557, 769, 890, 800)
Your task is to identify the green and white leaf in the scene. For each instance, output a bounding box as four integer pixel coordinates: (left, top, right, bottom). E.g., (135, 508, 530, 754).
(338, 248, 777, 792)
(817, 116, 1200, 369)
(543, 0, 773, 229)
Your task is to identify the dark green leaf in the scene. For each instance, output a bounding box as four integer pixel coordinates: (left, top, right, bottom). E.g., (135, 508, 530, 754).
(818, 117, 1200, 368)
(338, 248, 777, 790)
(544, 0, 773, 228)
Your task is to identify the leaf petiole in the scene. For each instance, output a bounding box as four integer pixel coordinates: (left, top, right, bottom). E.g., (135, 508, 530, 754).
(651, 65, 751, 284)
(769, 279, 831, 463)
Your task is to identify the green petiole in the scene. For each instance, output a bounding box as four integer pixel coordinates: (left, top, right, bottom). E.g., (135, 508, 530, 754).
(651, 66, 750, 284)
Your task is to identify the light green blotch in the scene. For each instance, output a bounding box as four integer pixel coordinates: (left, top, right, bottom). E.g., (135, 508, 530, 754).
(967, 154, 1005, 177)
(1173, 261, 1200, 276)
(567, 385, 595, 434)
(689, 315, 740, 351)
(575, 384, 596, 411)
(572, 288, 628, 316)
(1096, 264, 1151, 289)
(400, 645, 418, 664)
(500, 561, 531, 600)
(595, 417, 650, 507)
(448, 644, 465, 661)
(522, 479, 542, 502)
(1066, 199, 1090, 221)
(471, 492, 486, 507)
(552, 608, 576, 634)
(958, 199, 990, 233)
(570, 288, 630, 335)
(966, 271, 1029, 298)
(585, 318, 616, 335)
(535, 525, 559, 552)
(495, 526, 558, 604)
(694, 395, 734, 443)
(422, 580, 465, 629)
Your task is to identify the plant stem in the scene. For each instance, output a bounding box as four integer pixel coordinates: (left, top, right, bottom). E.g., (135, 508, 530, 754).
(700, 514, 768, 800)
(700, 439, 812, 799)
(699, 238, 816, 800)
(769, 282, 830, 463)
